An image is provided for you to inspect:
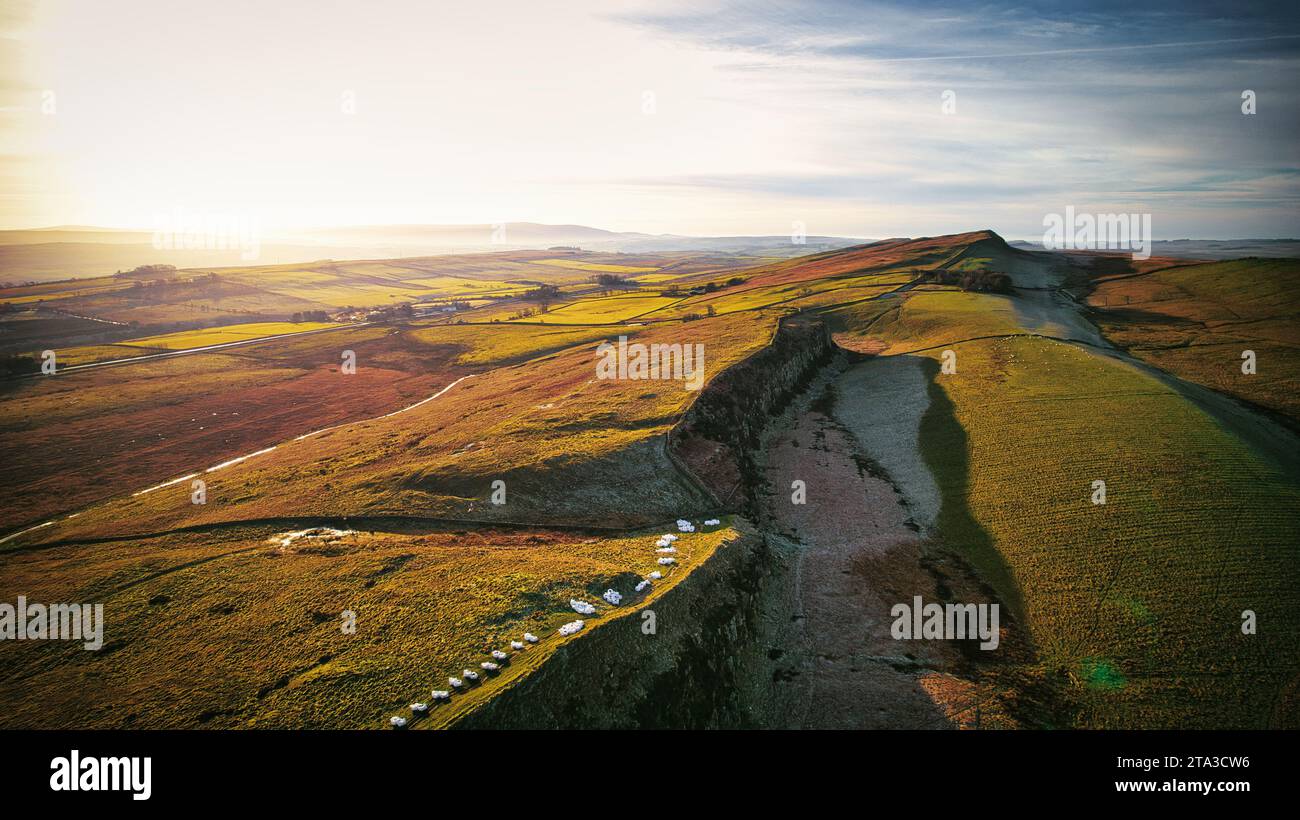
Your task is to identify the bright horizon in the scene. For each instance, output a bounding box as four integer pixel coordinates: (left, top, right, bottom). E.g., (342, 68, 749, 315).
(3, 0, 1298, 239)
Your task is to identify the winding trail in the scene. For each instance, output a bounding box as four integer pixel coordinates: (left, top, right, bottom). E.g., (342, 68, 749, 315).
(0, 374, 475, 546)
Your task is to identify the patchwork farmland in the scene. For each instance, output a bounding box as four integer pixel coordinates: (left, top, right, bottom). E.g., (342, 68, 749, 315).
(1, 232, 1296, 729)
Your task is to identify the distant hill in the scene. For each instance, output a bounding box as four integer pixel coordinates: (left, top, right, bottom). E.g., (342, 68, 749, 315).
(1009, 238, 1300, 260)
(0, 222, 862, 283)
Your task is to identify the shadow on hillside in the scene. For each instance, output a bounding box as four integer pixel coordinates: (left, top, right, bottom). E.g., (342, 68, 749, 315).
(1086, 304, 1200, 328)
(913, 355, 1024, 621)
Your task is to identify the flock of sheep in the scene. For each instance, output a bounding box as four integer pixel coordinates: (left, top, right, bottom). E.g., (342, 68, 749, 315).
(387, 517, 723, 728)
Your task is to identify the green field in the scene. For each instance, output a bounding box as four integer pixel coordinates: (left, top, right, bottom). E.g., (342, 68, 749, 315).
(831, 277, 1300, 728)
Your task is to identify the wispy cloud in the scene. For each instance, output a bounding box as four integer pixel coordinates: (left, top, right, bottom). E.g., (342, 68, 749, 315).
(3, 0, 1298, 238)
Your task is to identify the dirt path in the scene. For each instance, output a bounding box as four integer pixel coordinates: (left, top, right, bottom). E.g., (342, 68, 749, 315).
(759, 380, 982, 728)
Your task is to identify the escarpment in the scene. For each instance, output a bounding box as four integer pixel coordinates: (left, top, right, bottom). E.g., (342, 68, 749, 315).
(670, 317, 835, 516)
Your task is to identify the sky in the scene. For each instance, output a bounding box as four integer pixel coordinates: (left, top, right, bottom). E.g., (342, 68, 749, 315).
(1, 0, 1298, 239)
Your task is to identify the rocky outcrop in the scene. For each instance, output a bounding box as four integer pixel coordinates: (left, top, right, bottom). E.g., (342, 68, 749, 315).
(449, 521, 790, 729)
(669, 316, 834, 516)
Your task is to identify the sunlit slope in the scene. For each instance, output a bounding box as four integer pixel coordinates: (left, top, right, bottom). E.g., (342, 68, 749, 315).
(834, 289, 1300, 728)
(718, 230, 1054, 290)
(0, 521, 740, 728)
(1088, 257, 1300, 423)
(20, 313, 775, 542)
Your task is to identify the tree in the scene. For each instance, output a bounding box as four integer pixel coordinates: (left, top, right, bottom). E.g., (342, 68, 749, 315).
(524, 284, 562, 311)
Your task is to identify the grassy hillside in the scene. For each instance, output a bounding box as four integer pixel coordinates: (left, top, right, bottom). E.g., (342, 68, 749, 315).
(6, 232, 1296, 730)
(0, 520, 739, 728)
(13, 312, 776, 543)
(831, 282, 1300, 727)
(1087, 258, 1300, 423)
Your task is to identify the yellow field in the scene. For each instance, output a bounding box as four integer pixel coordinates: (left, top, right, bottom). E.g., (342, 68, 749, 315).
(532, 259, 660, 274)
(407, 323, 626, 366)
(119, 321, 340, 350)
(510, 294, 680, 324)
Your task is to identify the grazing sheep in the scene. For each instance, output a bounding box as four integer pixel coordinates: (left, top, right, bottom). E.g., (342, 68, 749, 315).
(655, 538, 671, 548)
(523, 633, 539, 643)
(480, 661, 500, 671)
(663, 533, 679, 542)
(656, 546, 676, 553)
(603, 589, 622, 605)
(491, 649, 508, 660)
(410, 702, 428, 713)
(389, 716, 408, 728)
(510, 640, 524, 650)
(449, 677, 464, 689)
(463, 669, 480, 681)
(649, 571, 663, 580)
(558, 620, 584, 637)
(431, 690, 451, 701)
(570, 598, 596, 615)
(658, 556, 676, 565)
(636, 579, 651, 592)
(704, 518, 721, 526)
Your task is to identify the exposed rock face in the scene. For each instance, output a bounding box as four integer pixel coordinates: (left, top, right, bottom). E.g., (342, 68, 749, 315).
(450, 319, 845, 729)
(670, 317, 835, 516)
(449, 521, 792, 729)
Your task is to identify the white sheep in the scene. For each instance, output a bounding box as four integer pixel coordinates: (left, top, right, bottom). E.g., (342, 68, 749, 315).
(570, 598, 596, 615)
(481, 661, 500, 671)
(663, 533, 679, 542)
(656, 546, 676, 554)
(558, 620, 584, 636)
(658, 556, 676, 565)
(431, 690, 451, 701)
(491, 649, 508, 660)
(410, 702, 428, 713)
(636, 579, 651, 592)
(603, 589, 622, 605)
(463, 669, 480, 681)
(449, 677, 464, 689)
(510, 640, 524, 650)
(704, 518, 721, 526)
(523, 633, 539, 643)
(649, 571, 663, 580)
(390, 716, 408, 728)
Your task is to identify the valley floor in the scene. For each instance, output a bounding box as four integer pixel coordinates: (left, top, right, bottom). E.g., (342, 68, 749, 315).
(750, 359, 1025, 728)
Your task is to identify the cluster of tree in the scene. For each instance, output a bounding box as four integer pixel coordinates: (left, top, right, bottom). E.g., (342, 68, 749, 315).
(369, 303, 415, 322)
(661, 277, 744, 298)
(913, 268, 1013, 293)
(591, 273, 634, 289)
(290, 310, 332, 323)
(115, 264, 179, 280)
(1, 353, 40, 378)
(523, 284, 562, 310)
